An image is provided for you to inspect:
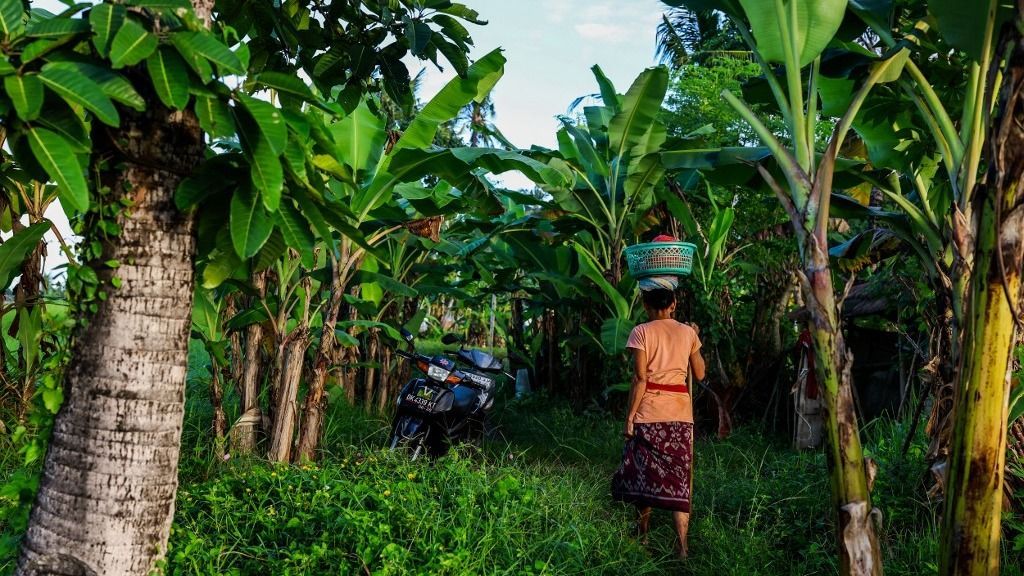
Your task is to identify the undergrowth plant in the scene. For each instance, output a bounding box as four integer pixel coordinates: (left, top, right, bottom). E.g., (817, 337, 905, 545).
(150, 390, 1024, 576)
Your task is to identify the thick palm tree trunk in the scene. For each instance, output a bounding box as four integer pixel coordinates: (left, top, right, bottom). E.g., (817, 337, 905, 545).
(16, 100, 204, 575)
(17, 5, 211, 571)
(939, 22, 1024, 572)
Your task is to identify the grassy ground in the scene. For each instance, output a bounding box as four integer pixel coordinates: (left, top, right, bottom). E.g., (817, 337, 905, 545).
(2, 341, 1022, 574)
(168, 362, 1024, 576)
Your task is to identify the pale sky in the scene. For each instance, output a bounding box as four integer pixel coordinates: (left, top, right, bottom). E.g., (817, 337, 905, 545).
(31, 0, 668, 273)
(408, 0, 665, 187)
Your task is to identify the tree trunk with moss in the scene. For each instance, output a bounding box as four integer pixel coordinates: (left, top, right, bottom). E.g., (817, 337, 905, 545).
(15, 7, 211, 565)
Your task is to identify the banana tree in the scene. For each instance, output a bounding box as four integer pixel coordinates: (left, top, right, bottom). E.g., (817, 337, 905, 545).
(663, 0, 920, 572)
(190, 286, 231, 444)
(512, 66, 686, 396)
(825, 1, 1021, 572)
(0, 164, 70, 422)
(816, 1, 987, 489)
(935, 2, 1023, 573)
(286, 50, 567, 461)
(533, 65, 671, 287)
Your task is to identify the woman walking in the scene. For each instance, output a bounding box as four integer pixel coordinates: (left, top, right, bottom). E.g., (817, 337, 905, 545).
(612, 287, 705, 557)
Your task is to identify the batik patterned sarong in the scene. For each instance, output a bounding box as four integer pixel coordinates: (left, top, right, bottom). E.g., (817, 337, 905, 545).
(611, 421, 693, 512)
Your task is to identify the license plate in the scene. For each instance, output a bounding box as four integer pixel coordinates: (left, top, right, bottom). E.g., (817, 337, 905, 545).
(465, 372, 494, 388)
(403, 392, 437, 412)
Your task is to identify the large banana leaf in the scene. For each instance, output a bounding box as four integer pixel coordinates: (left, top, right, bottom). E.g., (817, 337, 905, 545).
(358, 147, 568, 218)
(331, 99, 386, 175)
(601, 316, 635, 356)
(191, 286, 223, 342)
(738, 0, 849, 67)
(608, 67, 669, 162)
(662, 147, 771, 170)
(591, 65, 621, 114)
(355, 50, 507, 219)
(705, 205, 735, 281)
(929, 0, 1011, 63)
(388, 48, 505, 155)
(574, 244, 630, 319)
(562, 121, 609, 178)
(624, 153, 665, 202)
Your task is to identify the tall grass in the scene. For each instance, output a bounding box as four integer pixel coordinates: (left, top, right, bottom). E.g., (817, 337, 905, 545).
(165, 387, 1024, 575)
(3, 345, 1021, 574)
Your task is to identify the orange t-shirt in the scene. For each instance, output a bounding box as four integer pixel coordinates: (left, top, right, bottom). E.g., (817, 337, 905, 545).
(626, 319, 701, 424)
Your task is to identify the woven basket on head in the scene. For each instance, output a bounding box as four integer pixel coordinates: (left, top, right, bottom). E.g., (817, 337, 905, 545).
(624, 242, 696, 278)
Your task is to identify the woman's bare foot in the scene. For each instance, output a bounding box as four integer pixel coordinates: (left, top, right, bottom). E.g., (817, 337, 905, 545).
(672, 511, 690, 559)
(637, 507, 651, 545)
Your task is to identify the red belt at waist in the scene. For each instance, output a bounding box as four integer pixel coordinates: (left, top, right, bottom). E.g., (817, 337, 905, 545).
(646, 382, 689, 393)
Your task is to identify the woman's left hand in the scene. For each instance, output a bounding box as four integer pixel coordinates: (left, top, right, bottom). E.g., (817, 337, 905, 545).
(624, 419, 635, 438)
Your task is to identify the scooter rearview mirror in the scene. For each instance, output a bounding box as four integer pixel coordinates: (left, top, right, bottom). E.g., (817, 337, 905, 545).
(440, 333, 461, 345)
(400, 328, 414, 342)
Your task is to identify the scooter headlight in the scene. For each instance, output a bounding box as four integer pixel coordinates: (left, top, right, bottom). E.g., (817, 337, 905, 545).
(427, 364, 451, 382)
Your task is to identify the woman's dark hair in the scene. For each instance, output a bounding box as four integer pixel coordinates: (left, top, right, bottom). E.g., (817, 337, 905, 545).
(641, 289, 675, 311)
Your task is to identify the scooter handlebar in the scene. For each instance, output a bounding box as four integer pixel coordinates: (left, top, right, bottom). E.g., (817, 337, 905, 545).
(395, 349, 419, 361)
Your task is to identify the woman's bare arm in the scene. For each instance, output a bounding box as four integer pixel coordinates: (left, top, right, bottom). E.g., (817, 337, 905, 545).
(685, 322, 706, 381)
(626, 348, 648, 436)
(690, 350, 706, 381)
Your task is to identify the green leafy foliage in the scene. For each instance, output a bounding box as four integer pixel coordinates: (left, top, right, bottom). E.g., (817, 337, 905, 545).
(929, 0, 1012, 63)
(276, 202, 316, 267)
(0, 222, 50, 290)
(0, 0, 24, 40)
(147, 47, 191, 109)
(194, 94, 235, 138)
(230, 189, 274, 259)
(109, 18, 157, 68)
(738, 0, 849, 67)
(600, 316, 634, 355)
(332, 100, 387, 175)
(387, 48, 506, 155)
(234, 105, 284, 211)
(89, 3, 125, 58)
(5, 74, 42, 120)
(26, 127, 88, 214)
(170, 31, 243, 75)
(38, 65, 119, 126)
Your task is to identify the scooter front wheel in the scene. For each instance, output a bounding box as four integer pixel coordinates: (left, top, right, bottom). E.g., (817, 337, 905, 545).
(388, 415, 431, 460)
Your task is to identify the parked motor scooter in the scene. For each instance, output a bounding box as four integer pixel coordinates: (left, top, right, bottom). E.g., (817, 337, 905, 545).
(387, 329, 507, 459)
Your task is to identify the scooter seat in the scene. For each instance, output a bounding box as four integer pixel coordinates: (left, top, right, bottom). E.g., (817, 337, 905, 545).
(457, 348, 503, 372)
